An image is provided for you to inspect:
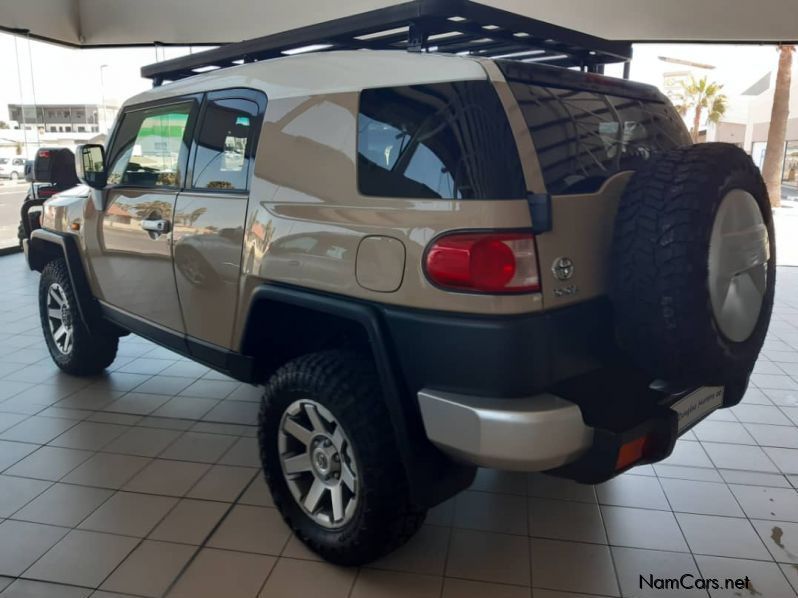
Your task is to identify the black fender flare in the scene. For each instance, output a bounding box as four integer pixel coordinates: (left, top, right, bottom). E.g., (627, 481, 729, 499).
(242, 284, 475, 508)
(27, 229, 102, 332)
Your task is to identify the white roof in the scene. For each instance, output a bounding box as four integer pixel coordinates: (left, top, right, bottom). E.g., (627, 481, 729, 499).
(124, 50, 487, 107)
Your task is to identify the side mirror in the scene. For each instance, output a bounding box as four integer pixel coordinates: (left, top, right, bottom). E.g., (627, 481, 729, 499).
(75, 144, 107, 189)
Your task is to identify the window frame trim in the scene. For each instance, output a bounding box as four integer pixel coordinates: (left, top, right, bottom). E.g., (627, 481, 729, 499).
(104, 93, 202, 193)
(186, 87, 268, 195)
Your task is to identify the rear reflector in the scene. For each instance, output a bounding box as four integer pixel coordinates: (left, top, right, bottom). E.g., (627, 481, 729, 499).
(425, 231, 540, 293)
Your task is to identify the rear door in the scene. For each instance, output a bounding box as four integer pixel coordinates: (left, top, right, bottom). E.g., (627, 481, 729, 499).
(495, 63, 691, 308)
(91, 97, 199, 332)
(173, 89, 266, 349)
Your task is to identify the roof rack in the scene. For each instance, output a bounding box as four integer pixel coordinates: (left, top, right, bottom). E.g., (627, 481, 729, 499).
(141, 0, 632, 86)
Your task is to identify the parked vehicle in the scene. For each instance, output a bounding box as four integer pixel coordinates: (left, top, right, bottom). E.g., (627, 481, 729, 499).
(0, 156, 26, 180)
(18, 148, 80, 248)
(23, 47, 774, 565)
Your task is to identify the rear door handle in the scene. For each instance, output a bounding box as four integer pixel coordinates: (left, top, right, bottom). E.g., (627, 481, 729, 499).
(141, 219, 171, 234)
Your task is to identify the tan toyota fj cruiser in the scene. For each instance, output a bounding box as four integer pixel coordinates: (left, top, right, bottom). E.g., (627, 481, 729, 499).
(23, 45, 774, 564)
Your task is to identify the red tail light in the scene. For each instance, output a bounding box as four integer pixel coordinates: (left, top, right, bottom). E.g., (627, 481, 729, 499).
(425, 231, 540, 293)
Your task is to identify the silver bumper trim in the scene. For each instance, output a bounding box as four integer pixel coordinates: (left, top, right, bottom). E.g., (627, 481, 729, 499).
(418, 389, 594, 471)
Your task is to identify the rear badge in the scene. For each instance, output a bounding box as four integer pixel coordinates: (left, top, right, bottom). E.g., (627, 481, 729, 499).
(672, 386, 724, 433)
(552, 257, 574, 281)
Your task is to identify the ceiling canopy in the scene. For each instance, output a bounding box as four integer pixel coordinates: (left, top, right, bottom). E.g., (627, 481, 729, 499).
(1, 0, 797, 48)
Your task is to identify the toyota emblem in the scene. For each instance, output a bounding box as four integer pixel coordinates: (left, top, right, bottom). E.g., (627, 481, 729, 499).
(552, 257, 574, 281)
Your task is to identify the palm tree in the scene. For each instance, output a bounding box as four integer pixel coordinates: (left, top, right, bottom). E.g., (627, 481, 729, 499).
(674, 75, 728, 142)
(761, 45, 795, 208)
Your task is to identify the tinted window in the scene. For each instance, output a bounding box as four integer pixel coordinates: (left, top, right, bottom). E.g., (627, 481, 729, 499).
(107, 102, 193, 188)
(358, 81, 525, 199)
(505, 80, 691, 195)
(192, 98, 258, 191)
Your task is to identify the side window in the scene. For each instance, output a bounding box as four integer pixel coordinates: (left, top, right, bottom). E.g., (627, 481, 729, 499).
(357, 81, 526, 200)
(192, 98, 258, 191)
(106, 102, 193, 188)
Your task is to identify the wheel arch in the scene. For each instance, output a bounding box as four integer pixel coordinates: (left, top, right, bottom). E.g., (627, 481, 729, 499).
(27, 229, 101, 332)
(241, 284, 476, 508)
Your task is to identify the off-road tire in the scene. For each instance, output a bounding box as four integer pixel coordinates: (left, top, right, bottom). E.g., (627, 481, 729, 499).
(258, 350, 425, 565)
(39, 258, 118, 375)
(611, 143, 775, 392)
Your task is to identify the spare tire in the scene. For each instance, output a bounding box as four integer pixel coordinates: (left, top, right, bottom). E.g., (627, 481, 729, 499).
(611, 143, 775, 398)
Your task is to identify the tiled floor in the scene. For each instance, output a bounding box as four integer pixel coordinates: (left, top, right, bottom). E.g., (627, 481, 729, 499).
(0, 254, 797, 597)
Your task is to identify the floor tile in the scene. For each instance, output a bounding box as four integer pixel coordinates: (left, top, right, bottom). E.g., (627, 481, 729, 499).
(696, 554, 796, 597)
(602, 505, 689, 552)
(732, 404, 793, 425)
(529, 538, 619, 596)
(470, 469, 527, 496)
(159, 432, 238, 463)
(4, 446, 93, 481)
(0, 416, 77, 444)
(528, 497, 606, 544)
(122, 459, 210, 496)
(0, 520, 68, 576)
(61, 453, 151, 489)
(12, 483, 112, 527)
(446, 528, 530, 586)
(746, 423, 798, 448)
(453, 490, 527, 535)
(350, 569, 442, 598)
(0, 475, 50, 518)
(78, 491, 177, 537)
(202, 400, 259, 425)
(258, 557, 356, 598)
(764, 447, 798, 474)
(612, 546, 701, 598)
(676, 513, 772, 560)
(48, 421, 128, 451)
(719, 469, 792, 488)
(660, 478, 744, 517)
(238, 474, 274, 507)
(527, 474, 596, 503)
(655, 463, 724, 482)
(596, 474, 670, 510)
(752, 519, 798, 563)
(104, 392, 172, 416)
(166, 547, 275, 598)
(702, 442, 780, 472)
(0, 579, 91, 597)
(207, 504, 290, 555)
(23, 529, 138, 588)
(217, 436, 260, 467)
(180, 379, 238, 399)
(442, 578, 528, 598)
(729, 484, 798, 521)
(0, 440, 38, 471)
(132, 375, 195, 396)
(186, 464, 257, 503)
(100, 540, 195, 597)
(694, 420, 757, 445)
(149, 498, 228, 545)
(153, 397, 219, 420)
(102, 426, 182, 457)
(661, 440, 714, 468)
(368, 524, 449, 576)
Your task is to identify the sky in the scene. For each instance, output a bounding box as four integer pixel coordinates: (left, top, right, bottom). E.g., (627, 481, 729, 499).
(0, 31, 786, 125)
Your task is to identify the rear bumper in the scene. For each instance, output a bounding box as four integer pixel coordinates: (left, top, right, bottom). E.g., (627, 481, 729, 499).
(382, 298, 617, 398)
(418, 386, 720, 482)
(418, 389, 594, 470)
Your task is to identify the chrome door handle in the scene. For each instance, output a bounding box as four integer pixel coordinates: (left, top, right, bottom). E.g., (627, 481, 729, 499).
(141, 219, 171, 234)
